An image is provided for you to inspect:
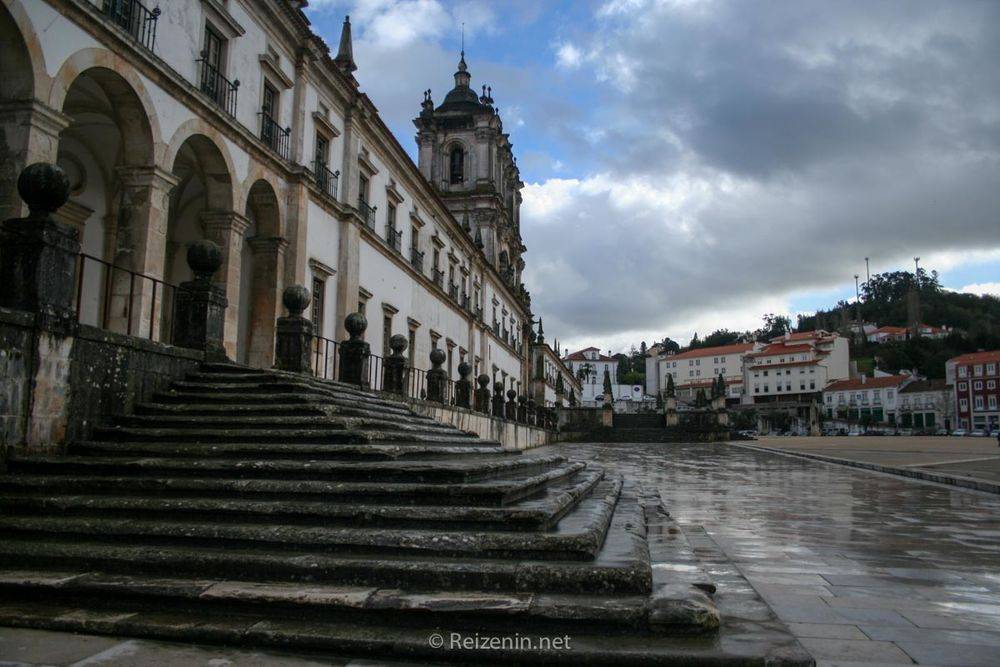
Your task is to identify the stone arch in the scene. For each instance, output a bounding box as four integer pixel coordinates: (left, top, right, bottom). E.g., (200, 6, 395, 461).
(0, 2, 44, 103)
(443, 139, 469, 185)
(165, 119, 238, 209)
(56, 65, 160, 336)
(237, 179, 286, 367)
(48, 48, 163, 161)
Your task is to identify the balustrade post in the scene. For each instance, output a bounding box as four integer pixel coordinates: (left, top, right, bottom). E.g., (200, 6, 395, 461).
(426, 348, 448, 403)
(492, 382, 505, 417)
(474, 374, 491, 413)
(505, 389, 518, 421)
(527, 398, 537, 426)
(274, 285, 313, 374)
(338, 312, 370, 387)
(455, 361, 472, 408)
(0, 164, 78, 332)
(382, 334, 409, 394)
(171, 240, 228, 360)
(517, 395, 528, 424)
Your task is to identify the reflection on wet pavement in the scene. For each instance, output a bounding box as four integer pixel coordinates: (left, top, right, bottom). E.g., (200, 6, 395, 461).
(551, 441, 1000, 666)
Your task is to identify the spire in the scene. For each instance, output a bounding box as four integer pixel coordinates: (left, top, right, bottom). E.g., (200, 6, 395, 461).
(334, 15, 357, 74)
(454, 49, 471, 89)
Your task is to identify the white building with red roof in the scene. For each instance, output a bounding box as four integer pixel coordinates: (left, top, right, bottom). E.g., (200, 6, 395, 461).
(822, 374, 914, 425)
(743, 330, 849, 405)
(866, 323, 952, 344)
(562, 347, 642, 405)
(649, 342, 757, 403)
(946, 351, 1000, 432)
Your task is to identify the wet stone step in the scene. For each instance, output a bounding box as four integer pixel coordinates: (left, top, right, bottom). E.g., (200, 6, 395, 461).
(7, 454, 567, 484)
(0, 468, 604, 530)
(0, 570, 654, 631)
(0, 478, 620, 560)
(68, 441, 511, 461)
(89, 426, 499, 447)
(0, 462, 588, 506)
(114, 414, 475, 437)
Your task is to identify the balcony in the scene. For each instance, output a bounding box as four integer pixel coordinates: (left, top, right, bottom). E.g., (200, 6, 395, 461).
(475, 306, 483, 321)
(357, 198, 377, 230)
(197, 57, 239, 116)
(461, 293, 470, 310)
(432, 268, 444, 289)
(313, 162, 339, 200)
(409, 247, 424, 272)
(259, 113, 290, 160)
(385, 224, 402, 253)
(101, 0, 160, 52)
(448, 282, 459, 300)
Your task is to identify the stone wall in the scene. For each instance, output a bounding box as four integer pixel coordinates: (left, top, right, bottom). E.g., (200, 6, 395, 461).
(406, 399, 551, 451)
(0, 307, 203, 459)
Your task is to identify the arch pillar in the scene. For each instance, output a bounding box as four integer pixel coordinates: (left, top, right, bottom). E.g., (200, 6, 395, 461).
(201, 209, 250, 357)
(0, 100, 71, 221)
(246, 236, 288, 368)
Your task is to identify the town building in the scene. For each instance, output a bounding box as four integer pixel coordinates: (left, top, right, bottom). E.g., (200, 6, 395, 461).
(561, 347, 638, 406)
(0, 0, 533, 390)
(531, 340, 581, 407)
(946, 351, 1000, 432)
(744, 330, 850, 405)
(822, 374, 912, 426)
(897, 378, 953, 431)
(650, 343, 756, 404)
(866, 323, 951, 344)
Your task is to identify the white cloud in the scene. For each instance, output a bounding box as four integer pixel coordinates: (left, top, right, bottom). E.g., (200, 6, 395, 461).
(555, 42, 583, 69)
(961, 283, 1000, 298)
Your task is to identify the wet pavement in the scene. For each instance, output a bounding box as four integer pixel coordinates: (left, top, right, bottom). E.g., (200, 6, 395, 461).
(548, 441, 1000, 666)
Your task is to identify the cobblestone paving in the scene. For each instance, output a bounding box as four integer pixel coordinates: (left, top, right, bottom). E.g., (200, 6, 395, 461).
(554, 441, 1000, 666)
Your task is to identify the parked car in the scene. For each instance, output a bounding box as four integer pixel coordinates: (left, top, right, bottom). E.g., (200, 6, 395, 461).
(848, 428, 863, 436)
(952, 429, 968, 437)
(935, 428, 950, 436)
(970, 429, 987, 437)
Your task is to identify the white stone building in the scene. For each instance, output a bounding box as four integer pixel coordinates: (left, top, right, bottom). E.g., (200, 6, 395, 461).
(744, 331, 850, 405)
(822, 374, 913, 426)
(649, 343, 756, 403)
(561, 347, 634, 405)
(1, 0, 532, 389)
(897, 379, 953, 431)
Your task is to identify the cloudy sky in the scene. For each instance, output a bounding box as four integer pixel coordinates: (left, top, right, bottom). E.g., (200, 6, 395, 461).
(305, 0, 1000, 354)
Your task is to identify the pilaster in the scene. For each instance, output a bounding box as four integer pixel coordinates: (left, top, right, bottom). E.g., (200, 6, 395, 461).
(201, 209, 251, 358)
(0, 100, 72, 221)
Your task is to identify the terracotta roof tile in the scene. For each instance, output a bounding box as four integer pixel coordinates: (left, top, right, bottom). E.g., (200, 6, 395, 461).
(949, 350, 1000, 365)
(664, 343, 755, 361)
(824, 375, 910, 392)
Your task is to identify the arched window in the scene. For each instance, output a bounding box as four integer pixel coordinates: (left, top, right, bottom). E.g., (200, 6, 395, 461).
(449, 146, 464, 184)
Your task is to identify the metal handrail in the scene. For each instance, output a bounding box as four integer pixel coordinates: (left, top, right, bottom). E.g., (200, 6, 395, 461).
(410, 247, 424, 272)
(197, 57, 239, 116)
(313, 161, 339, 200)
(100, 0, 159, 53)
(259, 112, 290, 159)
(357, 198, 377, 229)
(385, 224, 402, 252)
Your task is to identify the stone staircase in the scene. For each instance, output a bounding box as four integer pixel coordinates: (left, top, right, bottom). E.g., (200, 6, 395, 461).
(0, 362, 743, 663)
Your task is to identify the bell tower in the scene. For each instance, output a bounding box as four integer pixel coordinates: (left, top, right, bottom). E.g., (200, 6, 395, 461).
(413, 52, 525, 286)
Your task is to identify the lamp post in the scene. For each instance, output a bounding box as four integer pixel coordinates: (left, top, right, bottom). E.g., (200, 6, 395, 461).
(864, 257, 870, 299)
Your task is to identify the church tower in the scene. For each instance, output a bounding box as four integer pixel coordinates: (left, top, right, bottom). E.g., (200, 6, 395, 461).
(413, 52, 525, 287)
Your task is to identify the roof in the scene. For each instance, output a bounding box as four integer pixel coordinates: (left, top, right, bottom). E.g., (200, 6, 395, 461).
(665, 343, 755, 361)
(872, 326, 908, 335)
(949, 350, 1000, 365)
(748, 343, 814, 358)
(900, 378, 949, 393)
(749, 359, 821, 370)
(824, 375, 910, 392)
(563, 347, 615, 363)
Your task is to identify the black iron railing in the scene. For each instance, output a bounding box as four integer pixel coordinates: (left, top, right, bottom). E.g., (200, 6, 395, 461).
(197, 57, 239, 116)
(448, 282, 459, 300)
(311, 335, 341, 381)
(313, 162, 339, 200)
(259, 113, 290, 159)
(101, 0, 159, 53)
(357, 198, 377, 229)
(386, 224, 402, 253)
(432, 268, 444, 288)
(410, 247, 424, 272)
(73, 252, 177, 343)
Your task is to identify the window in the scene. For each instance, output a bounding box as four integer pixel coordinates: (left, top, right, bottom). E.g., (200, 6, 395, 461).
(989, 396, 998, 410)
(974, 396, 984, 410)
(204, 25, 224, 71)
(960, 398, 968, 412)
(809, 381, 815, 390)
(959, 382, 968, 391)
(449, 147, 464, 184)
(359, 174, 369, 203)
(311, 277, 325, 336)
(407, 328, 416, 368)
(989, 380, 997, 390)
(974, 381, 983, 390)
(958, 366, 968, 377)
(262, 81, 278, 120)
(764, 385, 769, 392)
(315, 134, 329, 167)
(974, 365, 983, 376)
(987, 363, 997, 375)
(382, 314, 393, 357)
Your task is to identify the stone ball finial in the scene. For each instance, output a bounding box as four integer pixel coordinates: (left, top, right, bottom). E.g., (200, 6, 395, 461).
(18, 163, 70, 217)
(282, 285, 311, 316)
(477, 374, 490, 388)
(493, 381, 504, 394)
(457, 361, 471, 379)
(186, 239, 223, 276)
(345, 312, 367, 339)
(429, 347, 446, 368)
(389, 334, 408, 356)
(506, 389, 517, 400)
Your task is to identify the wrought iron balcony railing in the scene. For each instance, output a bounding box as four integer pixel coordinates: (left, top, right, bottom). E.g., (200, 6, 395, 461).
(410, 247, 424, 272)
(101, 0, 160, 53)
(386, 224, 402, 253)
(259, 112, 290, 159)
(357, 198, 377, 230)
(448, 282, 459, 300)
(313, 162, 339, 200)
(432, 268, 444, 288)
(197, 57, 239, 116)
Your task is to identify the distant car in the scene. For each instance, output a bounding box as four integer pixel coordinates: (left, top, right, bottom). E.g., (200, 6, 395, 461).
(848, 429, 863, 436)
(952, 429, 968, 437)
(988, 429, 1000, 438)
(935, 428, 949, 436)
(970, 429, 986, 437)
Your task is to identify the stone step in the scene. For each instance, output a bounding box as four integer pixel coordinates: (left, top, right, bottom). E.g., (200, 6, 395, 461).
(0, 462, 588, 506)
(135, 399, 452, 427)
(168, 380, 410, 411)
(0, 468, 604, 531)
(0, 478, 620, 560)
(69, 441, 510, 460)
(89, 425, 500, 447)
(151, 390, 419, 419)
(114, 414, 476, 438)
(0, 479, 648, 594)
(0, 569, 654, 633)
(7, 453, 565, 484)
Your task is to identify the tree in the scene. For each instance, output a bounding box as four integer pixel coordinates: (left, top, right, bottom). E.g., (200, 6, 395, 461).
(640, 341, 647, 356)
(602, 367, 614, 405)
(695, 388, 708, 408)
(717, 373, 726, 399)
(689, 332, 700, 348)
(665, 374, 675, 398)
(659, 337, 681, 353)
(754, 313, 792, 342)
